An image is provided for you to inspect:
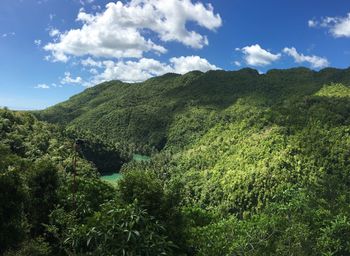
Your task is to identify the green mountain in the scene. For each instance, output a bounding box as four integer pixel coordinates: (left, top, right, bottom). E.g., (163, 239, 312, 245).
(36, 67, 350, 154)
(2, 67, 350, 255)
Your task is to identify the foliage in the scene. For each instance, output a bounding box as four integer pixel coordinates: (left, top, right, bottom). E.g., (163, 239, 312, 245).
(0, 167, 26, 253)
(3, 68, 350, 255)
(65, 127, 125, 174)
(3, 237, 52, 256)
(57, 201, 175, 256)
(27, 158, 59, 235)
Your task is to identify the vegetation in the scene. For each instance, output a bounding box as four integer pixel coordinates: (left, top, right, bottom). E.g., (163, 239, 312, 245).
(2, 67, 350, 255)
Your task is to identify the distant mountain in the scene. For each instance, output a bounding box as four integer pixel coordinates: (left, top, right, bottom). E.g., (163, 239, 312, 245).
(36, 67, 350, 154)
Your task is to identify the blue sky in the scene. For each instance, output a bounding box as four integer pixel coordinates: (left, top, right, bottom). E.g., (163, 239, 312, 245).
(1, 0, 350, 110)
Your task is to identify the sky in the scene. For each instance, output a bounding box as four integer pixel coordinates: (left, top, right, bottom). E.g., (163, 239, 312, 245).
(1, 0, 350, 110)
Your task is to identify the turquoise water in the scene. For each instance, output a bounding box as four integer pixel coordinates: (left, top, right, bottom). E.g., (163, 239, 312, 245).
(100, 154, 150, 184)
(100, 173, 123, 183)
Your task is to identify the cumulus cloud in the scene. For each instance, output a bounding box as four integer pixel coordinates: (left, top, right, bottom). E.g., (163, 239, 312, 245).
(44, 0, 222, 62)
(35, 83, 50, 89)
(34, 39, 42, 46)
(237, 44, 281, 66)
(169, 55, 219, 74)
(89, 68, 99, 75)
(283, 47, 329, 68)
(235, 44, 329, 69)
(49, 28, 60, 37)
(81, 57, 102, 67)
(309, 13, 350, 38)
(60, 72, 84, 85)
(95, 58, 171, 83)
(308, 19, 317, 28)
(90, 55, 219, 84)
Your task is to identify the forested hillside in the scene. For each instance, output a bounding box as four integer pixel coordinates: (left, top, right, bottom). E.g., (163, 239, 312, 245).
(2, 67, 350, 255)
(0, 109, 177, 255)
(36, 67, 350, 154)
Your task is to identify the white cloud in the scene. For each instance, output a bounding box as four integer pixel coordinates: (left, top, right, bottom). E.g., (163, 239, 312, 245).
(81, 57, 102, 67)
(309, 13, 350, 38)
(79, 0, 94, 5)
(49, 28, 60, 37)
(35, 83, 50, 89)
(169, 55, 219, 74)
(95, 58, 171, 83)
(330, 14, 350, 37)
(91, 4, 101, 10)
(308, 19, 317, 28)
(283, 47, 329, 68)
(234, 61, 241, 66)
(34, 39, 42, 46)
(2, 32, 15, 38)
(89, 68, 99, 75)
(90, 55, 219, 84)
(61, 72, 84, 85)
(44, 0, 222, 62)
(237, 44, 281, 66)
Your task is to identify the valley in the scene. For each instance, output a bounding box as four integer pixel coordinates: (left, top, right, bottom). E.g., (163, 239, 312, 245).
(1, 68, 350, 255)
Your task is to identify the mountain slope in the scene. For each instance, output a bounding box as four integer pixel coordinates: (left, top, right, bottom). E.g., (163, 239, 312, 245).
(36, 67, 350, 154)
(24, 67, 350, 254)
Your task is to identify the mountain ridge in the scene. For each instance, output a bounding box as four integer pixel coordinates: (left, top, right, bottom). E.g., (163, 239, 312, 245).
(35, 66, 350, 154)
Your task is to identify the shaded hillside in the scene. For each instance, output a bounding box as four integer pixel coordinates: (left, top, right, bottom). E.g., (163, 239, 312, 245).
(0, 109, 110, 254)
(0, 109, 175, 255)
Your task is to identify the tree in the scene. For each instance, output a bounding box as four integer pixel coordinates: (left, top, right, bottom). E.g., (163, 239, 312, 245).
(0, 168, 26, 253)
(27, 158, 59, 236)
